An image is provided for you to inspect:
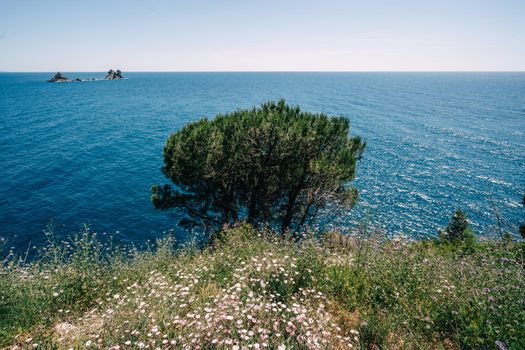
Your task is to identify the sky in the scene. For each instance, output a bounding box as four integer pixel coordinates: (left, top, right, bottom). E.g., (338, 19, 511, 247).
(0, 0, 524, 72)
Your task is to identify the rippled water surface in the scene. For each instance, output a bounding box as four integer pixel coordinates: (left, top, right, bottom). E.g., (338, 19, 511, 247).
(1, 72, 524, 248)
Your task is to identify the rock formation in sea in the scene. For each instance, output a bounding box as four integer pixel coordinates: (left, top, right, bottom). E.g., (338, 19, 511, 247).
(104, 69, 124, 80)
(47, 69, 124, 82)
(47, 72, 70, 82)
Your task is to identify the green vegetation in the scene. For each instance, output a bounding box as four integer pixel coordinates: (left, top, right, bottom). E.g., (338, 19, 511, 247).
(438, 209, 476, 249)
(152, 100, 365, 234)
(519, 194, 525, 239)
(1, 226, 523, 349)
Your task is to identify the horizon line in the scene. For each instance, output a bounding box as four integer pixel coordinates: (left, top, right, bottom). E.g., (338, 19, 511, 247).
(2, 70, 525, 74)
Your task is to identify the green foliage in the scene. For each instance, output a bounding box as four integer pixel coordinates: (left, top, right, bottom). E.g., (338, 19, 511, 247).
(2, 227, 523, 349)
(152, 100, 365, 234)
(0, 228, 177, 347)
(439, 208, 475, 244)
(321, 236, 525, 349)
(519, 194, 525, 239)
(357, 313, 390, 349)
(445, 208, 469, 239)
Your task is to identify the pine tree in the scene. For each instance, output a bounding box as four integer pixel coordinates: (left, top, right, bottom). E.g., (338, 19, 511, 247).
(151, 100, 365, 235)
(440, 209, 471, 242)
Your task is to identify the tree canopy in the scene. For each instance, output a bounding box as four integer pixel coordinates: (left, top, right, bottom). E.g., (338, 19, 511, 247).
(151, 100, 365, 235)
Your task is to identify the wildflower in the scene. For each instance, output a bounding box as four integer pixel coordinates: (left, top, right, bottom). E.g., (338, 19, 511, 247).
(495, 340, 507, 350)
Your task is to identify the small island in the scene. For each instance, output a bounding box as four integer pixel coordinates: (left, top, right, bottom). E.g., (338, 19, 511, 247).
(104, 69, 124, 80)
(47, 69, 125, 82)
(47, 72, 70, 82)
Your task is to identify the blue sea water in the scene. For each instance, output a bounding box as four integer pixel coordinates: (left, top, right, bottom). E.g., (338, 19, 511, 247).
(1, 72, 524, 250)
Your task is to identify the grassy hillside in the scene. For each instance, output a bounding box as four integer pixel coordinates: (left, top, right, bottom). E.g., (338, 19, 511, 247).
(1, 226, 524, 349)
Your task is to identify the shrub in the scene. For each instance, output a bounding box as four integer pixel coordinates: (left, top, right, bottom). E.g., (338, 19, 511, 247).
(151, 100, 365, 235)
(519, 194, 525, 239)
(439, 208, 475, 243)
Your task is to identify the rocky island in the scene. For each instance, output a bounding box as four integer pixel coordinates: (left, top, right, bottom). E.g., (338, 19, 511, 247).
(47, 72, 71, 82)
(104, 69, 124, 80)
(46, 69, 125, 82)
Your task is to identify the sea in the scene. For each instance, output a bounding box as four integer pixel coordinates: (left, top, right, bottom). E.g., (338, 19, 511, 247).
(1, 72, 524, 251)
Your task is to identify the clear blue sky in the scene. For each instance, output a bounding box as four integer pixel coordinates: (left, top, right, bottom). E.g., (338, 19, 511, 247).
(1, 0, 524, 71)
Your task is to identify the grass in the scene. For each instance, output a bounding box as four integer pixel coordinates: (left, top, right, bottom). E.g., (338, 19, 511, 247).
(1, 225, 524, 349)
